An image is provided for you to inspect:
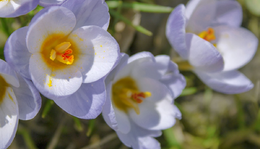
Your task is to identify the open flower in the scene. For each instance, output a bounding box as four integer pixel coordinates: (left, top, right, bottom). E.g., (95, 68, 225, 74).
(5, 0, 120, 119)
(166, 0, 258, 94)
(0, 59, 41, 149)
(102, 52, 186, 149)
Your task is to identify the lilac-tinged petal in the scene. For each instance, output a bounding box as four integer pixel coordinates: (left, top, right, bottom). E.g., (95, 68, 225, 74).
(166, 4, 188, 59)
(132, 60, 161, 81)
(194, 70, 254, 94)
(155, 55, 186, 98)
(12, 74, 41, 120)
(39, 0, 66, 7)
(26, 6, 76, 53)
(62, 0, 110, 30)
(0, 0, 39, 18)
(102, 82, 118, 130)
(136, 78, 171, 103)
(4, 27, 31, 80)
(113, 52, 154, 82)
(128, 51, 154, 64)
(69, 26, 120, 84)
(214, 0, 242, 27)
(214, 26, 258, 71)
(186, 0, 216, 33)
(0, 87, 19, 149)
(54, 78, 106, 119)
(0, 59, 19, 87)
(185, 0, 201, 20)
(29, 53, 82, 99)
(186, 33, 224, 73)
(129, 89, 177, 130)
(102, 81, 130, 134)
(117, 120, 161, 149)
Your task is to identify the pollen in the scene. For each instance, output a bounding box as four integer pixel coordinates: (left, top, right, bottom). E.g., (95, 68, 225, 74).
(49, 42, 74, 65)
(198, 28, 216, 42)
(112, 77, 152, 115)
(48, 79, 52, 87)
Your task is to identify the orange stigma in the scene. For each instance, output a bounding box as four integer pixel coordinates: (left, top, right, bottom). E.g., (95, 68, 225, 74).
(50, 42, 74, 65)
(198, 28, 216, 42)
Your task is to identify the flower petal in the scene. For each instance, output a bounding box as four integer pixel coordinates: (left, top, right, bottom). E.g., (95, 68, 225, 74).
(166, 4, 188, 59)
(12, 74, 41, 120)
(39, 0, 66, 7)
(4, 27, 31, 80)
(68, 26, 120, 83)
(214, 0, 242, 27)
(155, 55, 186, 98)
(0, 0, 39, 18)
(129, 89, 178, 130)
(0, 87, 19, 149)
(29, 53, 82, 99)
(26, 6, 76, 53)
(186, 33, 224, 73)
(62, 0, 110, 30)
(0, 59, 19, 87)
(214, 25, 258, 71)
(116, 120, 161, 149)
(54, 78, 106, 119)
(186, 0, 216, 33)
(194, 70, 254, 94)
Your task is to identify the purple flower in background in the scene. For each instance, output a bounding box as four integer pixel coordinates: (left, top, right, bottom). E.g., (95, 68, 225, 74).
(0, 0, 39, 18)
(39, 0, 66, 7)
(102, 52, 186, 149)
(5, 0, 120, 119)
(0, 59, 41, 149)
(166, 0, 258, 94)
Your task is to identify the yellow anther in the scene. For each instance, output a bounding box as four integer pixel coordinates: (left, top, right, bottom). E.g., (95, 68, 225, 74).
(198, 28, 216, 42)
(49, 42, 74, 65)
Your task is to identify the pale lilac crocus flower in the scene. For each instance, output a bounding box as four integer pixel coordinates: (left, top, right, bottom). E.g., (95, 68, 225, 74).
(5, 0, 120, 119)
(103, 52, 186, 149)
(0, 59, 41, 149)
(0, 0, 66, 18)
(166, 0, 258, 94)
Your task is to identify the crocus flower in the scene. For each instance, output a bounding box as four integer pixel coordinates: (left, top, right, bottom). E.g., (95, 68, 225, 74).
(102, 52, 186, 149)
(39, 0, 66, 7)
(5, 0, 120, 119)
(166, 0, 258, 94)
(0, 59, 41, 149)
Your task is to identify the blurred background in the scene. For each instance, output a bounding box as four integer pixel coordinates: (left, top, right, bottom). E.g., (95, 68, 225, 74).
(1, 0, 260, 149)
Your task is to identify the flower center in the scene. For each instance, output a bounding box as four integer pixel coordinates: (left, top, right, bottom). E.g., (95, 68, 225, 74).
(112, 77, 151, 115)
(198, 28, 216, 42)
(0, 75, 8, 104)
(50, 42, 74, 65)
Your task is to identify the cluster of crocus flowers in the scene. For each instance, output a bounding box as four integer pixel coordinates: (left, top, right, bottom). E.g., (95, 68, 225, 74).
(0, 0, 258, 148)
(166, 0, 258, 94)
(0, 0, 66, 18)
(0, 59, 41, 148)
(102, 52, 186, 148)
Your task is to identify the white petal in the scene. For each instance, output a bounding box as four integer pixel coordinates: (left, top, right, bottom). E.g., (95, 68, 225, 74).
(68, 26, 120, 83)
(0, 87, 19, 149)
(29, 53, 82, 99)
(27, 6, 76, 53)
(129, 94, 177, 130)
(214, 26, 258, 71)
(195, 70, 254, 94)
(12, 75, 41, 120)
(0, 59, 19, 87)
(114, 108, 131, 134)
(186, 33, 224, 73)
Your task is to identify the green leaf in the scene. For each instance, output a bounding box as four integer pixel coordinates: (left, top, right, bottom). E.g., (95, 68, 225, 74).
(180, 87, 198, 97)
(41, 99, 54, 118)
(73, 117, 83, 132)
(245, 0, 260, 16)
(107, 1, 173, 13)
(86, 119, 95, 137)
(109, 9, 152, 36)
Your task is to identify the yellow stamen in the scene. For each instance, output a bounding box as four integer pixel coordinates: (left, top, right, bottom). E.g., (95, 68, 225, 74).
(0, 76, 8, 104)
(198, 28, 216, 42)
(112, 77, 152, 115)
(49, 42, 74, 65)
